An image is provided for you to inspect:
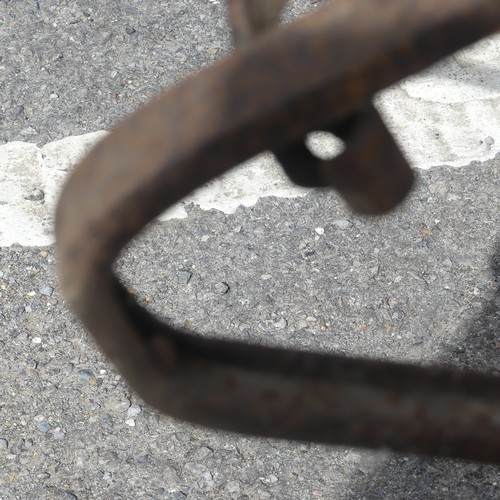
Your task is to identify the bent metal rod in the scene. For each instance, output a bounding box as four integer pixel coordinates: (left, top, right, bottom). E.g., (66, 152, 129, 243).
(56, 0, 500, 463)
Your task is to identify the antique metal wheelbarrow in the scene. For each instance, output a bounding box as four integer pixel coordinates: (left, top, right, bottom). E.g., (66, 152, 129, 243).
(56, 0, 500, 463)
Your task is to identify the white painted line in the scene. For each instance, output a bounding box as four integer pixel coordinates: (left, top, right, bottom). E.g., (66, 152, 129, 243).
(377, 34, 500, 169)
(0, 131, 108, 247)
(1, 34, 499, 247)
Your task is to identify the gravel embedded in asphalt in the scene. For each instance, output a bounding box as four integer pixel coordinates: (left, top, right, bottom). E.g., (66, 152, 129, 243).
(1, 0, 500, 497)
(1, 159, 499, 498)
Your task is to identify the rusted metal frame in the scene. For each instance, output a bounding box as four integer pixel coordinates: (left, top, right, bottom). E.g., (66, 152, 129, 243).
(229, 1, 415, 213)
(228, 0, 414, 215)
(228, 0, 288, 45)
(56, 0, 500, 463)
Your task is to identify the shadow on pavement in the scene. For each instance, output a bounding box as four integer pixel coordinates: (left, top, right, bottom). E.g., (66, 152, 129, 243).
(346, 242, 500, 500)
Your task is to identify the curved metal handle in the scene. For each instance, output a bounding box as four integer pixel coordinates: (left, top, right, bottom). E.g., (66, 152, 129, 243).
(56, 0, 500, 462)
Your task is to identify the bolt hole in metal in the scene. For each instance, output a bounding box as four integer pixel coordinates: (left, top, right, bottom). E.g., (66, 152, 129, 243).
(305, 131, 345, 160)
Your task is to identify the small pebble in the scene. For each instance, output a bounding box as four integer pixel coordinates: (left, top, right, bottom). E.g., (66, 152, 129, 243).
(101, 471, 112, 481)
(34, 416, 52, 433)
(0, 438, 8, 450)
(171, 492, 187, 500)
(125, 26, 136, 34)
(125, 418, 136, 427)
(39, 284, 53, 296)
(39, 251, 48, 258)
(25, 188, 45, 201)
(333, 219, 352, 230)
(259, 474, 279, 485)
(127, 404, 142, 418)
(135, 453, 150, 464)
(301, 248, 315, 258)
(52, 430, 66, 440)
(226, 480, 241, 494)
(315, 227, 325, 235)
(178, 270, 192, 285)
(59, 492, 78, 500)
(76, 369, 94, 381)
(273, 318, 287, 329)
(484, 136, 495, 146)
(214, 282, 230, 294)
(101, 413, 113, 425)
(8, 104, 24, 118)
(268, 474, 279, 484)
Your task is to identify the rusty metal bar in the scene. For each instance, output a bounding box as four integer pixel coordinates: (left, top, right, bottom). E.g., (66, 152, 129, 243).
(229, 0, 415, 214)
(56, 0, 500, 463)
(228, 0, 288, 44)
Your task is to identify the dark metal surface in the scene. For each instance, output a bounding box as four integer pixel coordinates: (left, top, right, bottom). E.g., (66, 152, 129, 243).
(229, 0, 414, 214)
(228, 0, 288, 45)
(56, 0, 500, 463)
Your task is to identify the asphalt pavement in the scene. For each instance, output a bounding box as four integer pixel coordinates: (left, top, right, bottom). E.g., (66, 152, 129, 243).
(1, 1, 500, 499)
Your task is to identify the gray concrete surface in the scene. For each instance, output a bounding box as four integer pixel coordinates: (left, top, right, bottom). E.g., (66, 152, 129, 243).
(1, 1, 500, 499)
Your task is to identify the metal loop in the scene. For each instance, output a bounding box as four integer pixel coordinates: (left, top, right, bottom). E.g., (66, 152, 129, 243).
(56, 0, 500, 463)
